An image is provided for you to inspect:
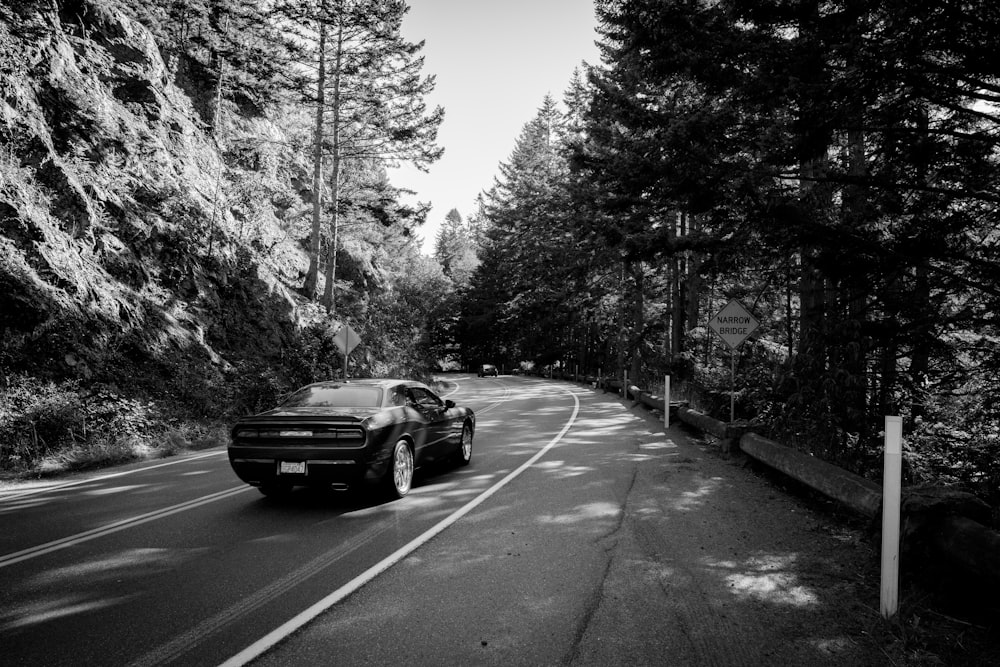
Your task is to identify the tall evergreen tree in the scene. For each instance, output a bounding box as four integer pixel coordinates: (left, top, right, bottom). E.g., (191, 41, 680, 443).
(280, 0, 443, 308)
(462, 95, 588, 368)
(434, 208, 478, 284)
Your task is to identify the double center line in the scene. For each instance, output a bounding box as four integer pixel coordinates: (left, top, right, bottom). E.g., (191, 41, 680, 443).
(0, 485, 250, 569)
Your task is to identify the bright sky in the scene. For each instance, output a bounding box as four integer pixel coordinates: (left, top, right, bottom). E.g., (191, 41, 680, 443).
(391, 1, 602, 254)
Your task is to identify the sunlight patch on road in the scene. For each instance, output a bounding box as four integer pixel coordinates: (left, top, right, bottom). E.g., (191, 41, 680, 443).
(808, 636, 857, 656)
(639, 439, 679, 450)
(562, 413, 635, 438)
(0, 593, 139, 632)
(532, 459, 595, 478)
(672, 477, 723, 511)
(537, 501, 620, 525)
(0, 496, 53, 515)
(29, 547, 183, 585)
(437, 487, 485, 500)
(83, 484, 148, 495)
(709, 554, 820, 607)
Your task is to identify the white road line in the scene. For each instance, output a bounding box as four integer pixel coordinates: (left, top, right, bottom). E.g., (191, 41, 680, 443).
(219, 384, 583, 667)
(438, 375, 513, 414)
(133, 521, 393, 667)
(0, 450, 227, 502)
(476, 381, 514, 414)
(0, 485, 250, 568)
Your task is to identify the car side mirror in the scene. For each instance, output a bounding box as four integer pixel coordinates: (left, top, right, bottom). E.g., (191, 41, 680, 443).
(445, 399, 456, 409)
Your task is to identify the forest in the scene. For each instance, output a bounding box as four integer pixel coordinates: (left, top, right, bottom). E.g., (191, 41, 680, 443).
(1, 0, 998, 520)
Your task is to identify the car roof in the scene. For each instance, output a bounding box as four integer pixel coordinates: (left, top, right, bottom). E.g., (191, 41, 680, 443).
(303, 378, 426, 390)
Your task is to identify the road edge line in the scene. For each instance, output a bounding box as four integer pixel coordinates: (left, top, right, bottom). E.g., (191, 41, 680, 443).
(218, 384, 582, 667)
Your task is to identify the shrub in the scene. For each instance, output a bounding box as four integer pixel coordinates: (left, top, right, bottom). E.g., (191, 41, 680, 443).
(0, 376, 85, 470)
(226, 360, 290, 416)
(0, 375, 162, 474)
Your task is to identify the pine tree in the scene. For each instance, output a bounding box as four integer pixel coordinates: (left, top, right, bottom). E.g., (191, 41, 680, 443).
(461, 95, 590, 369)
(432, 208, 477, 284)
(279, 0, 444, 308)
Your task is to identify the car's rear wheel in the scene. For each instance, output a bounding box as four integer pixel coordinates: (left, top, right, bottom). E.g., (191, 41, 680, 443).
(385, 439, 414, 499)
(455, 422, 473, 466)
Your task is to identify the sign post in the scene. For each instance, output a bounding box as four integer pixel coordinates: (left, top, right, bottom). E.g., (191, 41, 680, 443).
(331, 322, 361, 379)
(707, 299, 760, 422)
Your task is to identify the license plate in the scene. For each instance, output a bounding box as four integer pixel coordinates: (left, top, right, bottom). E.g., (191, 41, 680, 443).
(279, 461, 306, 474)
(279, 430, 312, 437)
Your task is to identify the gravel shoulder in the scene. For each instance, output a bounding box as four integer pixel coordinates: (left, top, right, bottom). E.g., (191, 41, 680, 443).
(589, 400, 999, 667)
(566, 400, 885, 666)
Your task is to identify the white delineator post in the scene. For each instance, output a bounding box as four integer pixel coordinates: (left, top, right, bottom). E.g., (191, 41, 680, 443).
(881, 416, 903, 619)
(664, 375, 671, 429)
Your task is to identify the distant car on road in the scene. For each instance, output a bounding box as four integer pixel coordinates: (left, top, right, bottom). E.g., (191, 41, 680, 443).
(478, 364, 498, 377)
(228, 379, 475, 499)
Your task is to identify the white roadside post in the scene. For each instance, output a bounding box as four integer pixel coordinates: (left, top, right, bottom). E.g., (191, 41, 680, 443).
(664, 375, 671, 429)
(881, 416, 903, 619)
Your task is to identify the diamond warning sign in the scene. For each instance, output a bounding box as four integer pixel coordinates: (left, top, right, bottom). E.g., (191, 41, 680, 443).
(332, 323, 361, 355)
(708, 299, 760, 350)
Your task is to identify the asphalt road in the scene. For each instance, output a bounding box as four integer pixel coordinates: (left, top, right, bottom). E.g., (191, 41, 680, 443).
(0, 375, 885, 666)
(0, 376, 589, 666)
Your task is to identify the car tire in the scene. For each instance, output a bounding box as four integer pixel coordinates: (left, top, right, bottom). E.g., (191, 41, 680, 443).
(259, 481, 292, 498)
(385, 439, 414, 499)
(455, 422, 473, 466)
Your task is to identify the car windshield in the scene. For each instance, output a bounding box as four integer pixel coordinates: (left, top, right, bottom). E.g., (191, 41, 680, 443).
(281, 385, 383, 408)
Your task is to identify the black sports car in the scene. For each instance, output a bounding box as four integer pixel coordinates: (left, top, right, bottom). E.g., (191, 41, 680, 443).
(228, 379, 475, 499)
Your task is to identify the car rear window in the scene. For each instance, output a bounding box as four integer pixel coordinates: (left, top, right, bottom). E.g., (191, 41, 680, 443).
(281, 385, 383, 408)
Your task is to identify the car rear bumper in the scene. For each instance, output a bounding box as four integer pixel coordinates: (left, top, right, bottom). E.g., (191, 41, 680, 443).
(228, 446, 389, 488)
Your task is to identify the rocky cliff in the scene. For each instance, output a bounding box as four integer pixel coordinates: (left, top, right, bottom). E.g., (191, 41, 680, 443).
(0, 0, 307, 402)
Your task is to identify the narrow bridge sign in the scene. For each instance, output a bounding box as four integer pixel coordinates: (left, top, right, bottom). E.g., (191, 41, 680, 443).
(332, 323, 361, 356)
(708, 299, 760, 350)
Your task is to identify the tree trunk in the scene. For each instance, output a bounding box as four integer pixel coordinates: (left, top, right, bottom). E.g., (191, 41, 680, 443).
(795, 0, 832, 367)
(684, 214, 703, 348)
(302, 6, 327, 300)
(908, 106, 932, 424)
(629, 260, 644, 384)
(616, 260, 626, 381)
(670, 212, 684, 362)
(322, 17, 345, 313)
(842, 118, 870, 437)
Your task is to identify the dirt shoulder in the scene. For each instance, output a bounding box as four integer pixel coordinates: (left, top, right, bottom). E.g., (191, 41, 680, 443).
(579, 401, 999, 666)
